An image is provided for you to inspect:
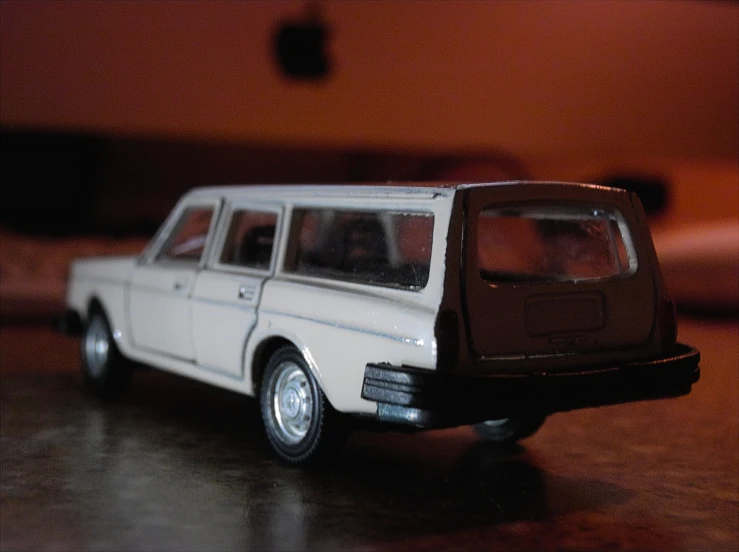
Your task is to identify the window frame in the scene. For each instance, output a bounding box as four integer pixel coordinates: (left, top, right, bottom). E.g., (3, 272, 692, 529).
(207, 201, 283, 276)
(282, 205, 436, 291)
(141, 198, 222, 268)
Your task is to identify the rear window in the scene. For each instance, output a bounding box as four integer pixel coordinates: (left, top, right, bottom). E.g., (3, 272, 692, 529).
(477, 205, 636, 283)
(285, 208, 434, 289)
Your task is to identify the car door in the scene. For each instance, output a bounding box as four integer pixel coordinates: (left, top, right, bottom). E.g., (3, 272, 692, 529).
(128, 200, 220, 361)
(190, 203, 281, 377)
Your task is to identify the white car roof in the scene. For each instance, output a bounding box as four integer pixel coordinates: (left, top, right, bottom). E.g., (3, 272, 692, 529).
(184, 183, 457, 202)
(183, 181, 596, 203)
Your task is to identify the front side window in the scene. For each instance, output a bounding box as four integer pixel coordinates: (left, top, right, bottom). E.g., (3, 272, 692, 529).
(219, 209, 278, 271)
(286, 208, 434, 289)
(157, 206, 214, 263)
(477, 205, 636, 283)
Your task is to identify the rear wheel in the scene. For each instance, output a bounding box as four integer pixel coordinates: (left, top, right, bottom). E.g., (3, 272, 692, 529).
(473, 414, 546, 444)
(81, 310, 132, 399)
(260, 346, 344, 464)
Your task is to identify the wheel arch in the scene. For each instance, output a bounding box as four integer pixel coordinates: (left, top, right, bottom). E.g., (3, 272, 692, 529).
(87, 296, 105, 318)
(249, 333, 334, 407)
(250, 335, 295, 394)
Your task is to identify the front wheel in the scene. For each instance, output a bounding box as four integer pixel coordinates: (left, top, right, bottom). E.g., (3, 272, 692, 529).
(80, 310, 132, 400)
(473, 414, 547, 444)
(260, 346, 344, 464)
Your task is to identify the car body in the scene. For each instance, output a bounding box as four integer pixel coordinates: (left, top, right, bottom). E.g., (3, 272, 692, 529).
(60, 182, 700, 463)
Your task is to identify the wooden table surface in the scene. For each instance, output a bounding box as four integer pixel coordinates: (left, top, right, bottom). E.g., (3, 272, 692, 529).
(1, 316, 737, 551)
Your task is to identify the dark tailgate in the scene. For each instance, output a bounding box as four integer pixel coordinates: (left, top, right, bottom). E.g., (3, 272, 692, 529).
(462, 183, 656, 362)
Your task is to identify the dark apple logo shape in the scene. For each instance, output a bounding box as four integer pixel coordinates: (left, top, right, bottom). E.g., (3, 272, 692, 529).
(274, 13, 331, 80)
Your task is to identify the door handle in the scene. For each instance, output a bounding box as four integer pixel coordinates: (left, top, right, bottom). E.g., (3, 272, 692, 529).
(173, 281, 183, 291)
(238, 285, 255, 300)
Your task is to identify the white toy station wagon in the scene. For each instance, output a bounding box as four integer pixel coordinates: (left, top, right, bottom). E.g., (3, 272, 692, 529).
(59, 182, 700, 463)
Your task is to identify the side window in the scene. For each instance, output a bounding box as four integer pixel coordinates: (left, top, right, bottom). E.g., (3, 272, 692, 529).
(157, 206, 214, 263)
(219, 210, 278, 271)
(285, 208, 434, 289)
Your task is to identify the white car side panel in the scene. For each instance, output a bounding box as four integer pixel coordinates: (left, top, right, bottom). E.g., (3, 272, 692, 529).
(128, 264, 197, 360)
(122, 345, 253, 395)
(253, 279, 438, 413)
(68, 256, 138, 285)
(65, 186, 457, 417)
(191, 270, 264, 377)
(66, 256, 137, 347)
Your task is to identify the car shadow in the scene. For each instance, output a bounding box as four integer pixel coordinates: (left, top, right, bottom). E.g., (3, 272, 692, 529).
(2, 367, 638, 550)
(97, 370, 631, 538)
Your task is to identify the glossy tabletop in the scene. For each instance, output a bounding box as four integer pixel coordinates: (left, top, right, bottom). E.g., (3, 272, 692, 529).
(1, 317, 737, 551)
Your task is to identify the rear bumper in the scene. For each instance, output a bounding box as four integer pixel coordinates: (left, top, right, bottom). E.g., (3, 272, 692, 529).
(361, 343, 700, 428)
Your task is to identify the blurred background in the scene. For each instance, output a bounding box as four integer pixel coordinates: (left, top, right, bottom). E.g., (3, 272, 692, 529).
(1, 5, 737, 550)
(1, 0, 737, 317)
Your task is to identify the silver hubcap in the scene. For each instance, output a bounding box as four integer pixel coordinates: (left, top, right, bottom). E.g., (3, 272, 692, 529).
(272, 362, 313, 445)
(84, 316, 109, 377)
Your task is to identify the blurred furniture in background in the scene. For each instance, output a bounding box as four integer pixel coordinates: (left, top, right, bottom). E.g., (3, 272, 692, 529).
(1, 129, 737, 318)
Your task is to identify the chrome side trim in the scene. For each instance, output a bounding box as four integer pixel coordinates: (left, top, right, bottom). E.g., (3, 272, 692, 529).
(191, 296, 258, 311)
(260, 309, 425, 347)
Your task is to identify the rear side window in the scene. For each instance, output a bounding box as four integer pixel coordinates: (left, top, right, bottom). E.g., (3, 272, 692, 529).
(219, 210, 278, 271)
(477, 205, 636, 283)
(286, 208, 434, 290)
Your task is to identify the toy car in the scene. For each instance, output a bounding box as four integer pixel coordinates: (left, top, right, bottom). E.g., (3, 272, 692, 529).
(58, 182, 700, 463)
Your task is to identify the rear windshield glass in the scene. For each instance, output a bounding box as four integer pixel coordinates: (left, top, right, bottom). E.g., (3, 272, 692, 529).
(286, 208, 434, 289)
(477, 205, 636, 283)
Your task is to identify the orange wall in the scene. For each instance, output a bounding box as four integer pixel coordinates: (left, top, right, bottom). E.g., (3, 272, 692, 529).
(1, 1, 737, 160)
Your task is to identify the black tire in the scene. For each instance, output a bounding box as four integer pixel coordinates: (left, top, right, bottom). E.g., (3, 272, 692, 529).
(80, 310, 132, 400)
(473, 414, 547, 444)
(260, 346, 344, 464)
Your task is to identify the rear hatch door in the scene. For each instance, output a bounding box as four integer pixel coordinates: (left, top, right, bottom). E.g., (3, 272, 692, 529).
(463, 183, 655, 359)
